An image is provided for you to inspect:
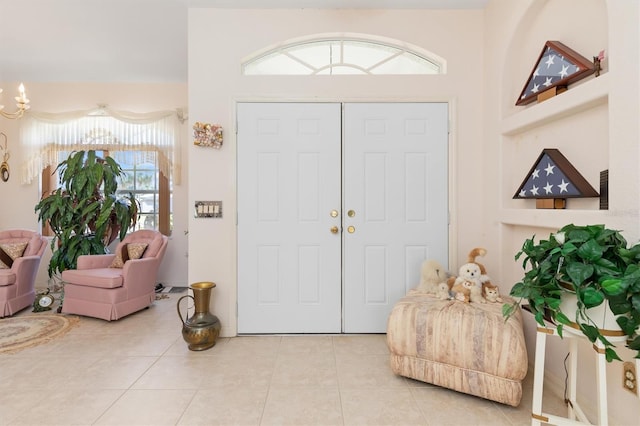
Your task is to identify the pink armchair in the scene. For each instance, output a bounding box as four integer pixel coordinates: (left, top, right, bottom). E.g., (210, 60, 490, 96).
(0, 229, 48, 318)
(61, 229, 168, 321)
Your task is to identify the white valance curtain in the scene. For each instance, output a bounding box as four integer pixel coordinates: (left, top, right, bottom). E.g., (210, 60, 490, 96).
(20, 106, 184, 185)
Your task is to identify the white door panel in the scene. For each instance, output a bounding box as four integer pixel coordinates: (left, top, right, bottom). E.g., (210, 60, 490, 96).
(237, 102, 342, 333)
(237, 102, 448, 334)
(343, 103, 448, 333)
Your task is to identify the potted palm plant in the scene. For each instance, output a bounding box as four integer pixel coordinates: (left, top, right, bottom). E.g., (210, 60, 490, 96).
(35, 150, 139, 278)
(503, 223, 640, 361)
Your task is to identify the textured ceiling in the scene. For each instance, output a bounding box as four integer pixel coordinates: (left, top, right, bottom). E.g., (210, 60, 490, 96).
(0, 0, 488, 83)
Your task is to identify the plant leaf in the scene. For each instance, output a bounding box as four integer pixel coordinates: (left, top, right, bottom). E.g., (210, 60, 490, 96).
(566, 262, 594, 286)
(579, 287, 605, 308)
(600, 278, 624, 296)
(605, 347, 621, 362)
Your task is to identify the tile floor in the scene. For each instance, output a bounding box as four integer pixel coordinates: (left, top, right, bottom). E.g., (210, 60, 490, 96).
(0, 293, 568, 426)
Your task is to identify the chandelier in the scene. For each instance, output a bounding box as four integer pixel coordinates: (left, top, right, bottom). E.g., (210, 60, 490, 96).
(0, 83, 30, 119)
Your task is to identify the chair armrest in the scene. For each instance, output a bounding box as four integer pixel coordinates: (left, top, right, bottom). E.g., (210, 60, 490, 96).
(76, 254, 116, 269)
(11, 255, 42, 295)
(122, 257, 159, 297)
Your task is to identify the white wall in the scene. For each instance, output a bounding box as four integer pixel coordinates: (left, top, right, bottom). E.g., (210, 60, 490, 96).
(188, 8, 486, 338)
(0, 82, 189, 290)
(486, 0, 640, 423)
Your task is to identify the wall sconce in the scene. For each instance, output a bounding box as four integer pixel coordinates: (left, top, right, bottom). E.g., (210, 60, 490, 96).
(0, 83, 30, 119)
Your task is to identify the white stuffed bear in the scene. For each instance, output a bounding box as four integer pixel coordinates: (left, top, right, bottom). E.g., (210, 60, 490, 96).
(451, 262, 486, 303)
(416, 259, 448, 294)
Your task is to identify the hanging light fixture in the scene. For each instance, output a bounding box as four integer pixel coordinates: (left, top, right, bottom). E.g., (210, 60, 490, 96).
(0, 83, 30, 119)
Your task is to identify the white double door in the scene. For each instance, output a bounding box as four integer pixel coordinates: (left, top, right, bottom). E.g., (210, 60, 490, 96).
(237, 102, 448, 334)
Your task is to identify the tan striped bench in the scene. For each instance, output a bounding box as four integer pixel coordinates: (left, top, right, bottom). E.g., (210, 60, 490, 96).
(386, 289, 528, 406)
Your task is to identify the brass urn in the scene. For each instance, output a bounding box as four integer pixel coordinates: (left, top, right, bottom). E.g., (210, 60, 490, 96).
(177, 282, 221, 351)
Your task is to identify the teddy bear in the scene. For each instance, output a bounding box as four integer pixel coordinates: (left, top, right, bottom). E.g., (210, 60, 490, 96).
(467, 247, 491, 286)
(450, 261, 486, 303)
(435, 281, 451, 300)
(416, 259, 448, 294)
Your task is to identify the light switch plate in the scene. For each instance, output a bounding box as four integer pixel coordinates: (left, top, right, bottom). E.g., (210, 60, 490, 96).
(194, 201, 223, 218)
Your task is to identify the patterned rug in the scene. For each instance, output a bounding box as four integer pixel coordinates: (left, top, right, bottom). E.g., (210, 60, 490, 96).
(0, 314, 80, 354)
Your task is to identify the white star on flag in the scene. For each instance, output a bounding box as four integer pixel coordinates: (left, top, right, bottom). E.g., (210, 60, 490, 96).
(530, 185, 539, 196)
(559, 65, 570, 78)
(545, 54, 555, 68)
(544, 162, 556, 175)
(558, 179, 570, 193)
(544, 182, 554, 194)
(532, 169, 540, 179)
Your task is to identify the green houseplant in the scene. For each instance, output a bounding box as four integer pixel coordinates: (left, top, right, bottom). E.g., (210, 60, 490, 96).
(35, 150, 139, 277)
(503, 224, 640, 361)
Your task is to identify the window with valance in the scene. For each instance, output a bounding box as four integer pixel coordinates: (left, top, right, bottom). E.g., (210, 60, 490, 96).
(20, 106, 184, 185)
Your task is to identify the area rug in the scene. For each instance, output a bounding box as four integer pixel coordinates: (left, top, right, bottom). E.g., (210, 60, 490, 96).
(0, 314, 80, 354)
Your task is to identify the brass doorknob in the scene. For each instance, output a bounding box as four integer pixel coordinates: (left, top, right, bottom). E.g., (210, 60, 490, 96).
(347, 226, 355, 233)
(330, 226, 339, 234)
(330, 210, 339, 218)
(347, 210, 356, 217)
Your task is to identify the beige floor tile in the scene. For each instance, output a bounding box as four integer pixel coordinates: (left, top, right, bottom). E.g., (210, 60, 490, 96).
(3, 356, 96, 390)
(410, 387, 513, 425)
(271, 352, 338, 387)
(132, 355, 217, 389)
(336, 353, 406, 388)
(341, 387, 426, 426)
(94, 389, 196, 426)
(198, 354, 276, 391)
(261, 386, 343, 426)
(0, 389, 51, 425)
(178, 388, 267, 425)
(279, 335, 335, 355)
(64, 356, 158, 389)
(333, 334, 389, 356)
(8, 389, 124, 426)
(215, 335, 282, 356)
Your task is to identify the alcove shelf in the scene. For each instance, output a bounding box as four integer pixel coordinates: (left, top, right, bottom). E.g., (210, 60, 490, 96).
(501, 73, 609, 136)
(500, 208, 608, 229)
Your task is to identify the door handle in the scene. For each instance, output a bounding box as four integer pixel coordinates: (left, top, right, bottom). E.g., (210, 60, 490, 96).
(330, 226, 339, 234)
(330, 210, 339, 218)
(347, 226, 355, 234)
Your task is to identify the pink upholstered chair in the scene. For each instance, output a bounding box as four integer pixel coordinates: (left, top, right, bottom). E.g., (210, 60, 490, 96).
(0, 229, 48, 318)
(61, 229, 168, 321)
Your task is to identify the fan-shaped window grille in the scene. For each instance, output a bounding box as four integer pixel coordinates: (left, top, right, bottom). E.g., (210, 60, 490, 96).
(243, 39, 443, 75)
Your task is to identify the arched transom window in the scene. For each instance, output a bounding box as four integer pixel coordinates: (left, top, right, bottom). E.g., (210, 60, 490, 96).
(242, 37, 444, 75)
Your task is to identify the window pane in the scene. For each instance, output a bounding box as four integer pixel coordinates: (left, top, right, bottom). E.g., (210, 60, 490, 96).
(135, 171, 156, 190)
(244, 52, 313, 75)
(243, 38, 442, 75)
(288, 42, 332, 69)
(343, 41, 397, 69)
(371, 52, 439, 75)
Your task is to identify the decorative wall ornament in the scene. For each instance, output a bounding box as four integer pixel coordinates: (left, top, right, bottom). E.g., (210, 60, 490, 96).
(516, 41, 597, 106)
(0, 133, 10, 182)
(193, 122, 223, 149)
(513, 148, 599, 209)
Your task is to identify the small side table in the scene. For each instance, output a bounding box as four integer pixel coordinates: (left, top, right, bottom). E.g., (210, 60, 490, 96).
(531, 324, 626, 426)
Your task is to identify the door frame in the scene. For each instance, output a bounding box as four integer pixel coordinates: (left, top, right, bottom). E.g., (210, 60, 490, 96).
(233, 97, 459, 335)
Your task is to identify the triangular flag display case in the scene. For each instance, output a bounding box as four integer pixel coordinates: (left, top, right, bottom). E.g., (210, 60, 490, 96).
(513, 149, 598, 209)
(516, 41, 596, 106)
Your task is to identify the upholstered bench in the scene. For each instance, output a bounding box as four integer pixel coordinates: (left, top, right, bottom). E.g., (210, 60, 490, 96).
(386, 289, 528, 406)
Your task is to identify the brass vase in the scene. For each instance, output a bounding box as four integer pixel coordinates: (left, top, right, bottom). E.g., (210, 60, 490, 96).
(177, 282, 221, 351)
